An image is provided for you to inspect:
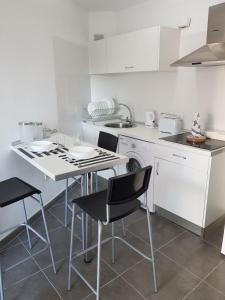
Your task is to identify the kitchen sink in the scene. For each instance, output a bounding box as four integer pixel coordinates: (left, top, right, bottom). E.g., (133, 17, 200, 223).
(104, 122, 136, 128)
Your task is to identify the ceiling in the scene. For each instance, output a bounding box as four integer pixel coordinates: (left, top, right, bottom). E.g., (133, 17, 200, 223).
(74, 0, 149, 11)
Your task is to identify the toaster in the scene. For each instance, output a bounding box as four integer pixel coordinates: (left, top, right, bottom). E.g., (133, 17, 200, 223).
(159, 113, 182, 134)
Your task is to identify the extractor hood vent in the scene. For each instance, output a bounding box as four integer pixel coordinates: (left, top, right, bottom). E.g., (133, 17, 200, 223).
(171, 2, 225, 67)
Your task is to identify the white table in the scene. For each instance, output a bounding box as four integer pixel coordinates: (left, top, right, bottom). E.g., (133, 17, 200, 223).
(11, 135, 128, 261)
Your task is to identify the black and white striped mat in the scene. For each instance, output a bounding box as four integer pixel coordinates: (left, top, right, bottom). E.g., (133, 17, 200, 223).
(18, 144, 119, 168)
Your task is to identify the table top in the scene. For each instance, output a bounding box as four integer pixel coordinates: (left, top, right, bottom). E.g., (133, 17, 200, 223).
(11, 137, 128, 181)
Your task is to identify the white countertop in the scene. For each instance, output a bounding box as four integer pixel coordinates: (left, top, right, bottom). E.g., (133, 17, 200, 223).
(86, 119, 167, 141)
(83, 120, 225, 157)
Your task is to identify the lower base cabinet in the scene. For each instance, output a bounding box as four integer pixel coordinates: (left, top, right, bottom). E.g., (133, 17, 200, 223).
(154, 158, 207, 227)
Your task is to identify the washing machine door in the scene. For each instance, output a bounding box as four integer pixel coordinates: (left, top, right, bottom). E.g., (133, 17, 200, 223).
(121, 151, 147, 208)
(125, 151, 145, 173)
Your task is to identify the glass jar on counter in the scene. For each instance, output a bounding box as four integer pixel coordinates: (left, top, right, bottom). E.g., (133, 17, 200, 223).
(34, 122, 43, 140)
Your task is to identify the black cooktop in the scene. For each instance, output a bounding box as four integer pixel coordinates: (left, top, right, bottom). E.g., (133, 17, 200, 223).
(160, 132, 225, 151)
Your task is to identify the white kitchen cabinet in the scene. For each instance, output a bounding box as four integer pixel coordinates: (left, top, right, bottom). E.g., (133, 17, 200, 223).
(153, 143, 225, 233)
(154, 157, 208, 227)
(88, 26, 180, 74)
(88, 39, 107, 75)
(107, 27, 160, 73)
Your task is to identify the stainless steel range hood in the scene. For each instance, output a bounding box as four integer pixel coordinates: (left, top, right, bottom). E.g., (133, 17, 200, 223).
(171, 2, 225, 67)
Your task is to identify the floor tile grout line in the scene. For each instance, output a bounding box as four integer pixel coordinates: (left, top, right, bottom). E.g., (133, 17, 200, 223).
(16, 218, 64, 245)
(80, 274, 122, 300)
(16, 224, 65, 259)
(101, 257, 147, 300)
(81, 266, 147, 300)
(4, 269, 42, 291)
(156, 230, 187, 251)
(181, 259, 225, 300)
(202, 280, 225, 298)
(16, 210, 58, 238)
(34, 244, 81, 272)
(1, 238, 41, 274)
(120, 275, 148, 300)
(47, 208, 83, 242)
(203, 238, 222, 251)
(81, 292, 94, 300)
(125, 225, 187, 253)
(101, 256, 150, 299)
(48, 201, 64, 210)
(120, 213, 147, 228)
(102, 255, 145, 277)
(18, 235, 64, 300)
(0, 238, 23, 254)
(124, 228, 150, 245)
(158, 238, 225, 283)
(34, 261, 64, 300)
(157, 250, 202, 281)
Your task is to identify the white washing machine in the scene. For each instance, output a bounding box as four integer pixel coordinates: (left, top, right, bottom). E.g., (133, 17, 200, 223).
(118, 135, 155, 212)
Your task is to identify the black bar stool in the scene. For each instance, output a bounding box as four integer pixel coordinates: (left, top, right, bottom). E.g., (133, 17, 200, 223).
(95, 131, 119, 189)
(0, 177, 56, 300)
(95, 131, 126, 236)
(68, 166, 157, 300)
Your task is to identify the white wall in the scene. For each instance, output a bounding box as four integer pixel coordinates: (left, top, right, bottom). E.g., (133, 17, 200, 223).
(0, 0, 89, 239)
(89, 0, 225, 130)
(88, 11, 117, 41)
(53, 37, 90, 138)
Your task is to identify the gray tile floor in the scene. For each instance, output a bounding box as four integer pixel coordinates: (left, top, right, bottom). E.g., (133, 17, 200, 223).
(1, 183, 225, 300)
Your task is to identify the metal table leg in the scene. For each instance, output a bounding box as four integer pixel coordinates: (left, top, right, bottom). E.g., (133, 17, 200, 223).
(0, 260, 4, 300)
(64, 178, 69, 227)
(83, 173, 93, 263)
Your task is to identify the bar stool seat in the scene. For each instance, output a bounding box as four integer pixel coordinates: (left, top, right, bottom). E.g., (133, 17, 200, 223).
(75, 190, 140, 222)
(0, 177, 40, 208)
(0, 177, 56, 300)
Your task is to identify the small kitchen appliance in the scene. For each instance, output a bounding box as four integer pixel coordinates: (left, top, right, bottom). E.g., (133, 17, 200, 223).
(159, 113, 182, 134)
(145, 111, 155, 128)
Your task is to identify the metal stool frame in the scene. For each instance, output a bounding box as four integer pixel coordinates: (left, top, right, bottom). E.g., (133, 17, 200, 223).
(0, 194, 56, 300)
(68, 191, 157, 300)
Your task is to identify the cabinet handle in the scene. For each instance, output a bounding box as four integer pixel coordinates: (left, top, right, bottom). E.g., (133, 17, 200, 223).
(172, 153, 187, 160)
(156, 161, 159, 176)
(125, 66, 134, 69)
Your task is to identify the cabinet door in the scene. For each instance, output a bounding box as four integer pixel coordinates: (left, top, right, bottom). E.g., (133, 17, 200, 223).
(88, 39, 107, 74)
(154, 158, 207, 226)
(107, 27, 160, 73)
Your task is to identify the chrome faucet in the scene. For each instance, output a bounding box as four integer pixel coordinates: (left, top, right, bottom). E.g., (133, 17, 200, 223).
(119, 103, 133, 124)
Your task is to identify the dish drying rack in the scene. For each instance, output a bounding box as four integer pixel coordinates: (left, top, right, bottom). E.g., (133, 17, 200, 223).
(86, 114, 123, 122)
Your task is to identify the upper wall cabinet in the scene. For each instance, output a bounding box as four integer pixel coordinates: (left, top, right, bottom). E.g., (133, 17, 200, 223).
(88, 26, 180, 75)
(89, 39, 107, 74)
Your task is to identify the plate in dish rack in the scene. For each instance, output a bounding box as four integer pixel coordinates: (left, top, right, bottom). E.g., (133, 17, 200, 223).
(69, 146, 99, 160)
(28, 141, 57, 153)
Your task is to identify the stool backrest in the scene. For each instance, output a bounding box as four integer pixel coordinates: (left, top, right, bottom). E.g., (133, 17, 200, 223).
(107, 166, 152, 206)
(97, 131, 118, 153)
